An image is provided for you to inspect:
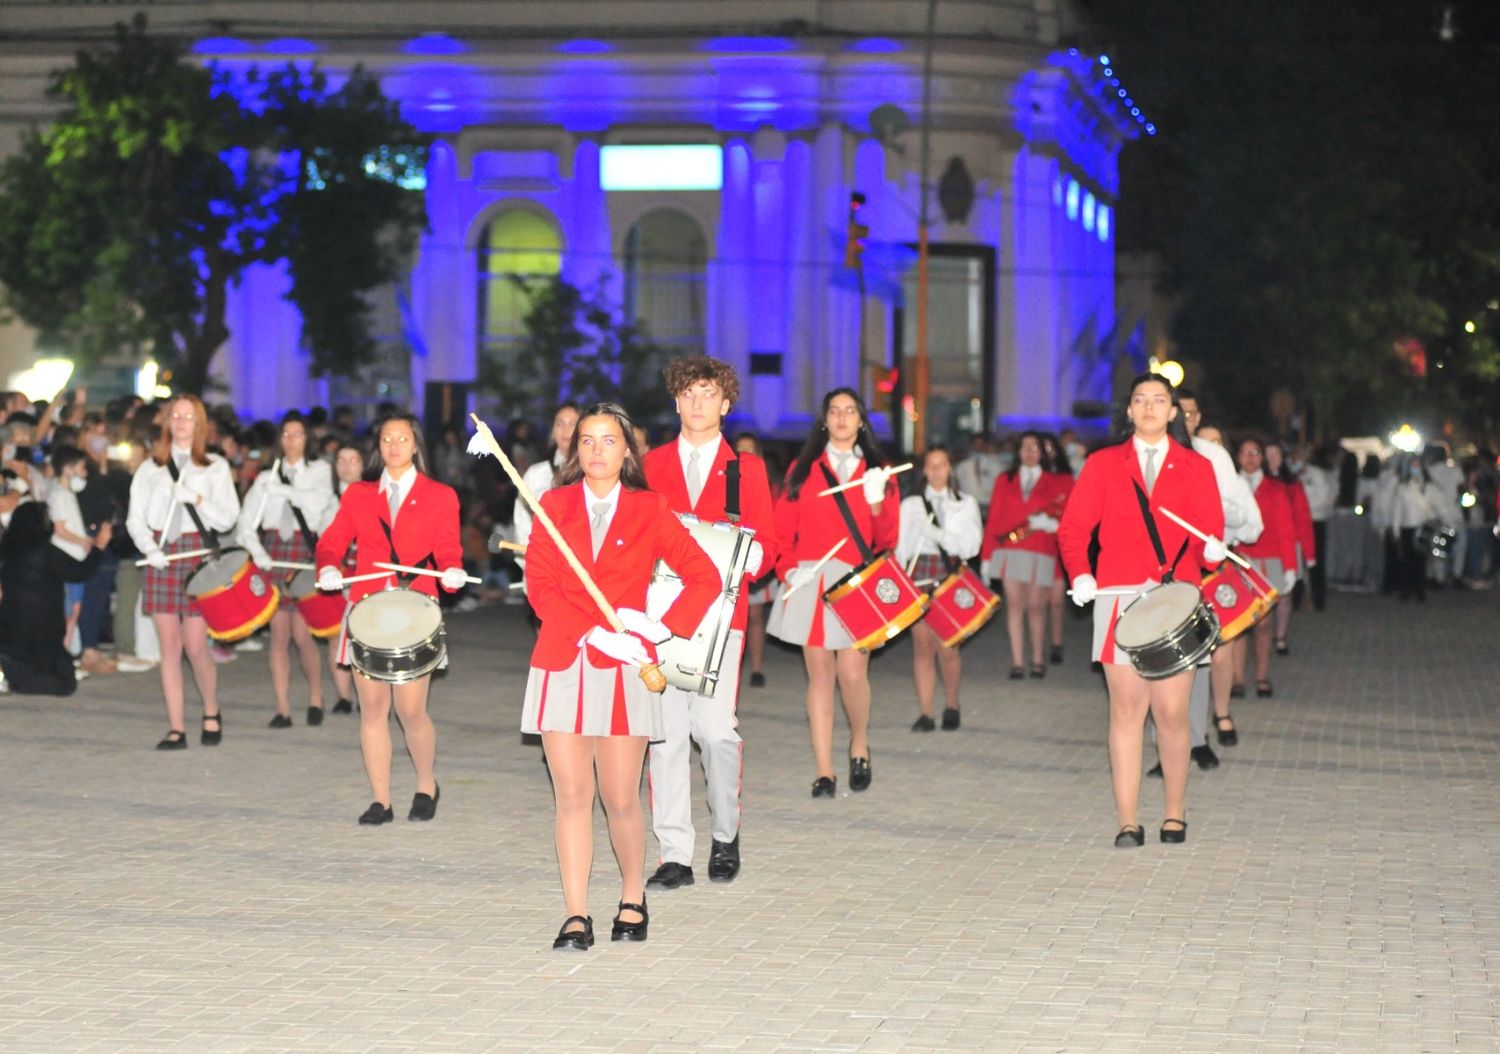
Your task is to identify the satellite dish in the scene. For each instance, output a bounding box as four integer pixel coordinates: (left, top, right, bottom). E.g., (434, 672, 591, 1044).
(868, 104, 912, 146)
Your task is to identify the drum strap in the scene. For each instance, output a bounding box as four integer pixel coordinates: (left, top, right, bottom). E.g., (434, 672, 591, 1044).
(820, 463, 876, 563)
(164, 456, 220, 551)
(277, 463, 321, 557)
(724, 455, 741, 524)
(1132, 480, 1188, 583)
(919, 495, 960, 573)
(378, 517, 434, 586)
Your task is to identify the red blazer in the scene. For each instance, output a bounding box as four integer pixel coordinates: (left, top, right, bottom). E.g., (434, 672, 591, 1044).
(773, 451, 900, 581)
(526, 482, 721, 671)
(1058, 438, 1224, 586)
(642, 438, 779, 633)
(315, 474, 462, 602)
(1285, 477, 1316, 562)
(982, 470, 1074, 560)
(1240, 476, 1299, 568)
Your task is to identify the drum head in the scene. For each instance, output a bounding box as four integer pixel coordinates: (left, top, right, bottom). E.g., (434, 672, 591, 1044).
(1114, 582, 1203, 648)
(186, 549, 248, 596)
(348, 589, 443, 647)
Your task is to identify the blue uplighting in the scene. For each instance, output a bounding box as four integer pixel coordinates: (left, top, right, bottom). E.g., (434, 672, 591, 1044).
(701, 37, 796, 53)
(265, 39, 320, 54)
(1097, 204, 1111, 241)
(193, 37, 251, 54)
(848, 38, 904, 53)
(556, 39, 616, 54)
(1065, 179, 1080, 221)
(403, 34, 468, 55)
(1099, 54, 1111, 66)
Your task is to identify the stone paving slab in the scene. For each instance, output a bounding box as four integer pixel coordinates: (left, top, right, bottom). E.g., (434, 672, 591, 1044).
(1, 588, 1497, 1052)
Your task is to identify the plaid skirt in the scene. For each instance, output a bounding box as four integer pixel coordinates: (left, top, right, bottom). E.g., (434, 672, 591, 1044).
(263, 530, 316, 610)
(908, 553, 950, 590)
(142, 534, 207, 617)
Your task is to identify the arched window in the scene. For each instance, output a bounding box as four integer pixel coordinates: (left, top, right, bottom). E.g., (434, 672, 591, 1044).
(477, 208, 563, 367)
(621, 207, 707, 358)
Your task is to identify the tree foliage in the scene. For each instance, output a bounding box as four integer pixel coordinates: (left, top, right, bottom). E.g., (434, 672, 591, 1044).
(1082, 0, 1500, 436)
(0, 16, 427, 393)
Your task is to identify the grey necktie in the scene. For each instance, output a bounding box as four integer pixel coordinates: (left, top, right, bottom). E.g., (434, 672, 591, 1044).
(387, 485, 401, 524)
(833, 451, 854, 483)
(686, 448, 704, 506)
(590, 501, 610, 557)
(1143, 447, 1158, 496)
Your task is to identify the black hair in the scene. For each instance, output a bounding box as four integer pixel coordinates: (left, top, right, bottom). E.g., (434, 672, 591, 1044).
(277, 410, 318, 462)
(50, 444, 86, 475)
(786, 388, 889, 500)
(1263, 439, 1297, 484)
(919, 445, 961, 499)
(1005, 431, 1049, 479)
(363, 412, 430, 481)
(555, 402, 649, 491)
(1119, 372, 1180, 440)
(0, 500, 51, 556)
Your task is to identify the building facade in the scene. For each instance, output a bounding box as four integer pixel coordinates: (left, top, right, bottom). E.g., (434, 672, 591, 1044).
(0, 1, 1145, 442)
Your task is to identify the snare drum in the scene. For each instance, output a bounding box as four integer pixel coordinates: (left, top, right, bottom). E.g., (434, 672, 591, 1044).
(1199, 560, 1278, 644)
(645, 514, 755, 697)
(287, 568, 348, 639)
(923, 564, 1002, 648)
(823, 552, 930, 653)
(185, 548, 280, 642)
(1415, 522, 1458, 559)
(1112, 581, 1220, 679)
(346, 588, 446, 683)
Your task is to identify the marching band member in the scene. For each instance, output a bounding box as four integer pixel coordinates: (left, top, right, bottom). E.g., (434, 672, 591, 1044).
(641, 358, 777, 890)
(732, 432, 780, 688)
(315, 413, 464, 825)
(1230, 436, 1299, 698)
(1059, 373, 1224, 847)
(896, 447, 982, 731)
(1264, 440, 1317, 655)
(519, 402, 720, 950)
(126, 395, 241, 750)
(983, 431, 1074, 679)
(236, 411, 336, 728)
(768, 388, 900, 797)
(1040, 433, 1072, 665)
(326, 441, 364, 714)
(513, 402, 580, 569)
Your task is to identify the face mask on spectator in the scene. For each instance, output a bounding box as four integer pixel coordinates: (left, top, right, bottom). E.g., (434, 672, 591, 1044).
(69, 475, 87, 494)
(86, 434, 109, 456)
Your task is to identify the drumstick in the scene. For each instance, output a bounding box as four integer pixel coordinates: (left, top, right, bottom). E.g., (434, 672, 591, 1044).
(780, 540, 846, 604)
(252, 458, 282, 532)
(492, 539, 527, 554)
(905, 512, 935, 576)
(337, 570, 394, 587)
(467, 414, 669, 694)
(815, 462, 913, 498)
(270, 560, 315, 571)
(374, 561, 483, 586)
(1066, 586, 1145, 598)
(133, 547, 213, 568)
(1156, 506, 1254, 570)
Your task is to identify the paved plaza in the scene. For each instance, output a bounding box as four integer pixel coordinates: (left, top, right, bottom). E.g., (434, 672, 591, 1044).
(3, 587, 1498, 1053)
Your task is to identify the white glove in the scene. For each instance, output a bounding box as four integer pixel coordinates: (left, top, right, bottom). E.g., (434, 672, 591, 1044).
(1070, 573, 1097, 607)
(439, 566, 468, 591)
(745, 539, 764, 576)
(172, 481, 200, 506)
(317, 566, 343, 592)
(1282, 569, 1298, 592)
(249, 545, 274, 573)
(861, 466, 892, 505)
(1202, 536, 1227, 564)
(1306, 559, 1317, 569)
(143, 548, 169, 571)
(1028, 513, 1060, 533)
(921, 521, 946, 543)
(786, 565, 818, 591)
(584, 626, 651, 667)
(617, 607, 671, 644)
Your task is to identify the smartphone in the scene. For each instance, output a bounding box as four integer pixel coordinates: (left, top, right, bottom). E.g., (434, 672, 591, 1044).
(13, 445, 32, 463)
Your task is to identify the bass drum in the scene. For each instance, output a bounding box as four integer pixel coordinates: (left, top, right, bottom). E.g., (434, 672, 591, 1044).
(645, 514, 755, 697)
(346, 588, 446, 684)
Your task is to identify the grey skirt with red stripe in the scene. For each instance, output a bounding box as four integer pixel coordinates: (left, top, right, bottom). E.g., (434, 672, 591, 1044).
(521, 652, 663, 740)
(766, 557, 856, 651)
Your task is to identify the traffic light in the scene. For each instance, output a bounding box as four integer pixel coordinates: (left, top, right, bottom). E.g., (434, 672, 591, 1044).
(844, 191, 868, 269)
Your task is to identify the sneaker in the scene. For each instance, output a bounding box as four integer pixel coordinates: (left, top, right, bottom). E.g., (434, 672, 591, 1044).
(234, 637, 265, 652)
(454, 596, 480, 613)
(115, 656, 157, 673)
(80, 650, 118, 675)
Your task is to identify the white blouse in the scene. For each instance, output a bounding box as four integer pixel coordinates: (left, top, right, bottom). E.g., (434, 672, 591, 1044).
(894, 488, 983, 564)
(127, 451, 240, 552)
(234, 458, 336, 548)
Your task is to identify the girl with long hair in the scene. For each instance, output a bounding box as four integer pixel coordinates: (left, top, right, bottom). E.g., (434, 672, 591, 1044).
(326, 442, 364, 714)
(1230, 437, 1299, 697)
(1263, 440, 1316, 654)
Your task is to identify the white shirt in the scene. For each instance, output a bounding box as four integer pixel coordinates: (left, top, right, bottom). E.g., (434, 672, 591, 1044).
(955, 451, 1003, 509)
(1018, 464, 1041, 498)
(824, 442, 863, 483)
(894, 488, 983, 564)
(379, 467, 417, 524)
(235, 458, 336, 549)
(677, 431, 722, 491)
(1132, 436, 1170, 485)
(48, 481, 88, 561)
(126, 450, 240, 550)
(514, 452, 565, 553)
(1297, 464, 1336, 521)
(1192, 435, 1262, 546)
(584, 481, 622, 538)
(1242, 469, 1265, 493)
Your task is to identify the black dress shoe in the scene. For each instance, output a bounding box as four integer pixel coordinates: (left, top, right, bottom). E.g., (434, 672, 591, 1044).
(306, 706, 324, 727)
(940, 708, 960, 730)
(645, 862, 695, 890)
(1114, 825, 1145, 848)
(357, 802, 394, 825)
(1215, 714, 1238, 747)
(1274, 638, 1289, 656)
(553, 915, 594, 951)
(408, 785, 440, 821)
(1009, 666, 1026, 680)
(611, 899, 649, 942)
(1029, 664, 1046, 679)
(1191, 744, 1220, 770)
(201, 712, 223, 746)
(849, 756, 872, 791)
(1050, 646, 1064, 665)
(1255, 679, 1273, 698)
(156, 730, 187, 751)
(811, 776, 836, 798)
(331, 698, 354, 714)
(1229, 683, 1246, 699)
(1146, 761, 1163, 778)
(1160, 819, 1188, 844)
(268, 713, 293, 729)
(911, 714, 936, 732)
(749, 672, 766, 688)
(708, 836, 741, 882)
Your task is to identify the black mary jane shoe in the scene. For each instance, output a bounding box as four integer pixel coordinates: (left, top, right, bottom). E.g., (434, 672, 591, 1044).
(306, 706, 324, 727)
(357, 802, 394, 825)
(1255, 679, 1273, 699)
(553, 915, 594, 951)
(1215, 714, 1239, 747)
(1029, 664, 1046, 679)
(749, 672, 766, 688)
(911, 714, 936, 732)
(1274, 638, 1289, 656)
(1191, 744, 1220, 770)
(1146, 762, 1163, 779)
(156, 730, 188, 751)
(811, 776, 837, 799)
(331, 698, 354, 715)
(1229, 683, 1246, 700)
(611, 899, 649, 942)
(201, 713, 223, 746)
(408, 785, 440, 821)
(1114, 825, 1145, 848)
(1160, 819, 1188, 844)
(940, 708, 961, 731)
(267, 713, 293, 729)
(849, 756, 872, 792)
(1050, 646, 1064, 665)
(1009, 666, 1026, 680)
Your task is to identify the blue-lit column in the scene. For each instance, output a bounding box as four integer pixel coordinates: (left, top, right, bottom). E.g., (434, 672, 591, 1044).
(1001, 147, 1064, 418)
(715, 139, 754, 419)
(564, 138, 611, 294)
(409, 139, 472, 401)
(780, 135, 816, 430)
(216, 260, 309, 421)
(748, 128, 789, 432)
